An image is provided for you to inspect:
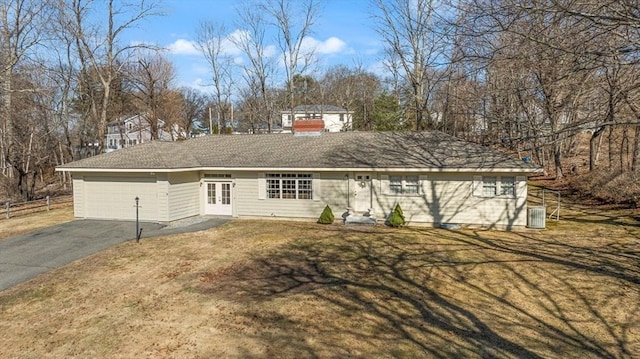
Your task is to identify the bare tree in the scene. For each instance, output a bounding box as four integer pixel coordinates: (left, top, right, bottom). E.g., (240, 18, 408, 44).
(260, 0, 321, 131)
(127, 50, 176, 140)
(0, 0, 54, 199)
(0, 0, 51, 180)
(9, 64, 63, 200)
(233, 3, 278, 132)
(320, 65, 382, 130)
(178, 87, 209, 137)
(194, 21, 235, 134)
(373, 0, 455, 130)
(58, 0, 162, 153)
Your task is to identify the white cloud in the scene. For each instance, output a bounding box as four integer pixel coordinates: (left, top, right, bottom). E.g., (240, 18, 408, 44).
(301, 36, 347, 55)
(264, 45, 277, 58)
(318, 37, 348, 54)
(223, 29, 248, 56)
(167, 39, 200, 55)
(233, 56, 244, 65)
(169, 30, 245, 57)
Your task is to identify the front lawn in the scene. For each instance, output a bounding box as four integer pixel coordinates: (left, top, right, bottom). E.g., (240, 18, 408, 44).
(0, 210, 638, 358)
(0, 206, 73, 241)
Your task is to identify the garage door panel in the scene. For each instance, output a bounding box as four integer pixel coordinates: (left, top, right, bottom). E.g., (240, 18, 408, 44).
(84, 177, 158, 221)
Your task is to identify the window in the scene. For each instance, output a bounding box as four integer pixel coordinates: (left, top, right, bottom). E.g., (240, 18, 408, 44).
(483, 176, 497, 196)
(339, 114, 344, 122)
(207, 183, 216, 204)
(266, 173, 312, 199)
(390, 176, 402, 194)
(405, 176, 419, 194)
(389, 175, 420, 195)
(500, 177, 515, 196)
(475, 176, 517, 197)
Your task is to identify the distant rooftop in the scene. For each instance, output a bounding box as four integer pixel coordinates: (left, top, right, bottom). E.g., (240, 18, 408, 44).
(281, 105, 350, 113)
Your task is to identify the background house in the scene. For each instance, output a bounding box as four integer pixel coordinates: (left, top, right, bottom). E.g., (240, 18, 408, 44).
(58, 131, 541, 229)
(281, 105, 353, 132)
(106, 114, 185, 152)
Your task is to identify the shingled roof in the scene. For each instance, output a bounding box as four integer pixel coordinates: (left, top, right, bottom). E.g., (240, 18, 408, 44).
(57, 131, 540, 172)
(281, 105, 350, 113)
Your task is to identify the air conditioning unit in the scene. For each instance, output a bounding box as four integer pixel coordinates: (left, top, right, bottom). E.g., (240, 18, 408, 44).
(527, 206, 546, 229)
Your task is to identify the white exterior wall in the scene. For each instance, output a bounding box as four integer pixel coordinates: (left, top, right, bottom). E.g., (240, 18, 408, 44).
(69, 170, 528, 228)
(105, 117, 184, 153)
(72, 175, 85, 218)
(167, 172, 200, 221)
(231, 171, 526, 227)
(233, 172, 339, 219)
(370, 172, 528, 228)
(321, 113, 351, 132)
(157, 173, 169, 221)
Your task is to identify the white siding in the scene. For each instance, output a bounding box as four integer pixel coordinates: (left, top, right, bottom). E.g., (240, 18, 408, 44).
(72, 175, 84, 218)
(167, 172, 200, 221)
(234, 171, 350, 220)
(157, 173, 169, 222)
(322, 113, 351, 132)
(375, 172, 528, 228)
(70, 170, 528, 228)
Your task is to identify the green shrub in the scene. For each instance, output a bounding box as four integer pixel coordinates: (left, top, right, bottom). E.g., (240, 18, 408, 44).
(317, 205, 335, 224)
(393, 204, 405, 221)
(387, 204, 406, 227)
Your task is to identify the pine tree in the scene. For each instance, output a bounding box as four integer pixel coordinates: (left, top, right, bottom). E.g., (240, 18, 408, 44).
(317, 205, 335, 224)
(387, 204, 406, 227)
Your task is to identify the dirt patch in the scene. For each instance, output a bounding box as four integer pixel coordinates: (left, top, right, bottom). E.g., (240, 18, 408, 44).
(0, 217, 638, 358)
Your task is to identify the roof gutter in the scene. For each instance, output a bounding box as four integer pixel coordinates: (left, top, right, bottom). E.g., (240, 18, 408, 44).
(56, 166, 544, 174)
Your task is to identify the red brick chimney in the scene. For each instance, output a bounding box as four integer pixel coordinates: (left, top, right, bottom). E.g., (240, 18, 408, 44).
(293, 118, 325, 134)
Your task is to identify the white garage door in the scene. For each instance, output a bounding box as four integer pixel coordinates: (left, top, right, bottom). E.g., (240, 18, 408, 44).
(84, 176, 158, 221)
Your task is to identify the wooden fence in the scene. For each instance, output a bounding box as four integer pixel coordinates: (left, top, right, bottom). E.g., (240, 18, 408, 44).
(1, 195, 73, 219)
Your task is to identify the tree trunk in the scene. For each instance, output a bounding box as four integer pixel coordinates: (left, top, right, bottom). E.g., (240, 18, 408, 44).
(554, 142, 564, 179)
(632, 123, 640, 172)
(589, 125, 606, 171)
(608, 125, 615, 170)
(621, 126, 629, 172)
(2, 65, 13, 178)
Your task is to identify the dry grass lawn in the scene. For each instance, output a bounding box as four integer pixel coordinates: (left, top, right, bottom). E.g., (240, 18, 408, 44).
(0, 207, 73, 241)
(0, 204, 638, 358)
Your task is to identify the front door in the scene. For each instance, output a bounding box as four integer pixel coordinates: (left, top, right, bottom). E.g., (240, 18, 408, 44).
(353, 174, 372, 214)
(204, 182, 232, 216)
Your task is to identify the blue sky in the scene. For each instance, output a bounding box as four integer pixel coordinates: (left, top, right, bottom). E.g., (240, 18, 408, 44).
(124, 0, 383, 90)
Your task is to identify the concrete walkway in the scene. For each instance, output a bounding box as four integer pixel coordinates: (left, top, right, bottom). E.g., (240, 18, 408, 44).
(0, 217, 229, 292)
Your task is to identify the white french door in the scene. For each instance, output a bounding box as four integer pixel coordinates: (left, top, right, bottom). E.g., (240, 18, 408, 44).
(204, 182, 232, 216)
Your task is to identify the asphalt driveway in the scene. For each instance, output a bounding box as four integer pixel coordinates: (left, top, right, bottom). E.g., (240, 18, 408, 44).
(0, 217, 229, 292)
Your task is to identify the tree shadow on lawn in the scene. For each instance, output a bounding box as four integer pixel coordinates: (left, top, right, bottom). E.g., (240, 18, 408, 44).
(195, 225, 639, 359)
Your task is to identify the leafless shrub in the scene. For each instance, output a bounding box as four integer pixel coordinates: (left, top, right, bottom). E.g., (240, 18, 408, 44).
(569, 170, 640, 207)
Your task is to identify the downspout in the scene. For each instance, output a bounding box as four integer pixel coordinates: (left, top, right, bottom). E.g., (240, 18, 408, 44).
(345, 174, 350, 210)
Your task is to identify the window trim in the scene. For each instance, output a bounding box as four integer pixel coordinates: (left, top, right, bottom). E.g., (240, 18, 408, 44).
(499, 176, 515, 197)
(474, 176, 518, 198)
(387, 175, 421, 196)
(264, 173, 313, 200)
